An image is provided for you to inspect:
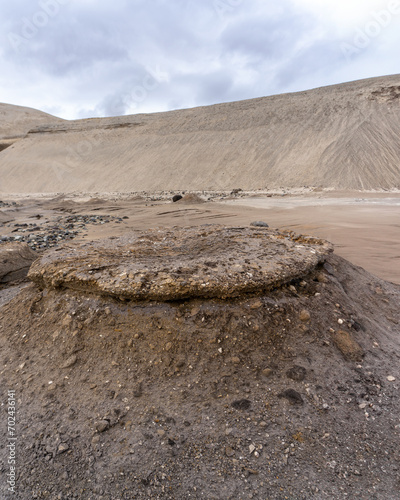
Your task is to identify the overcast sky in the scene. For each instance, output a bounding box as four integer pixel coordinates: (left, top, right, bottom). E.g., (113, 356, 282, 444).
(0, 0, 399, 119)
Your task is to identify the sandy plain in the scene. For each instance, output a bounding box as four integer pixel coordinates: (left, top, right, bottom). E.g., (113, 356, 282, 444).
(1, 189, 399, 284)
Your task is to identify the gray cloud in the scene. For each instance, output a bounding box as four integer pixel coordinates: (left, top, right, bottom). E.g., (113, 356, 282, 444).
(0, 0, 399, 119)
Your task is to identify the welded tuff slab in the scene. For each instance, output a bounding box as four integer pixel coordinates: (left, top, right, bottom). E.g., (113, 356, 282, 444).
(28, 225, 333, 301)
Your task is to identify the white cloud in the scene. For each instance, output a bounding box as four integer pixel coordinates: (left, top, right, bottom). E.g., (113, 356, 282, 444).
(0, 0, 399, 119)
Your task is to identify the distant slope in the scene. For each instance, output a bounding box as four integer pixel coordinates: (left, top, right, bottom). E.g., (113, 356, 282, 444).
(0, 103, 64, 142)
(1, 75, 400, 193)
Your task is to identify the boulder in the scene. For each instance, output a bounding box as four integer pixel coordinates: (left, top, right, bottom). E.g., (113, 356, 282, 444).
(0, 242, 37, 283)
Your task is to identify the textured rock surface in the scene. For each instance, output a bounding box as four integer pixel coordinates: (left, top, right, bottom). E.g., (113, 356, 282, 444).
(0, 242, 37, 282)
(28, 225, 333, 300)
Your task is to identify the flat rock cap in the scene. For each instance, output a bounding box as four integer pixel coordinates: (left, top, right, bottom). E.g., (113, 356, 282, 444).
(28, 225, 333, 301)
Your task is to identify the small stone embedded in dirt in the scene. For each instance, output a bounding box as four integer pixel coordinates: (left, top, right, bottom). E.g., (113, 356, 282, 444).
(387, 376, 396, 382)
(95, 420, 109, 433)
(225, 446, 235, 457)
(299, 309, 311, 322)
(331, 330, 364, 361)
(316, 273, 328, 283)
(133, 382, 143, 398)
(249, 299, 263, 309)
(61, 354, 78, 369)
(278, 389, 304, 405)
(231, 356, 241, 364)
(231, 399, 252, 410)
(172, 194, 183, 202)
(58, 443, 69, 454)
(286, 365, 307, 382)
(262, 368, 274, 378)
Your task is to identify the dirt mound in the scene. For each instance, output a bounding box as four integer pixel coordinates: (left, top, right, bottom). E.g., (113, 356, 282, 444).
(28, 226, 332, 301)
(0, 226, 400, 499)
(0, 242, 37, 283)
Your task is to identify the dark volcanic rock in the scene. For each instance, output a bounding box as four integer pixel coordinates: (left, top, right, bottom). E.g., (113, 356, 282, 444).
(250, 221, 269, 228)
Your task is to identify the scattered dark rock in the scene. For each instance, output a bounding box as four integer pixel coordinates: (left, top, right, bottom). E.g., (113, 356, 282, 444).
(172, 194, 183, 202)
(133, 382, 143, 398)
(250, 221, 269, 228)
(286, 365, 307, 382)
(1, 214, 123, 252)
(278, 389, 304, 405)
(61, 355, 78, 369)
(231, 399, 252, 410)
(95, 420, 109, 433)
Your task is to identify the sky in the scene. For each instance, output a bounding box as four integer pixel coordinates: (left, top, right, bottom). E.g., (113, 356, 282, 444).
(0, 0, 399, 120)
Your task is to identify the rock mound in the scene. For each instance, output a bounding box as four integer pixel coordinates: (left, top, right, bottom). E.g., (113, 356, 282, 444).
(28, 226, 332, 300)
(179, 193, 206, 204)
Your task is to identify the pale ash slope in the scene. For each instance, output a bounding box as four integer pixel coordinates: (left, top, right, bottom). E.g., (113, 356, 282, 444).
(0, 103, 64, 148)
(1, 75, 400, 193)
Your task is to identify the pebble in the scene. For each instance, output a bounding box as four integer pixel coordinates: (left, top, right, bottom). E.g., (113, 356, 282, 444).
(286, 365, 307, 382)
(387, 376, 396, 382)
(58, 443, 70, 454)
(225, 446, 235, 457)
(95, 420, 109, 433)
(231, 356, 241, 364)
(231, 399, 252, 410)
(61, 354, 77, 369)
(299, 310, 311, 322)
(262, 368, 274, 378)
(278, 389, 304, 405)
